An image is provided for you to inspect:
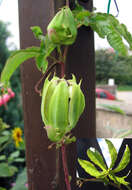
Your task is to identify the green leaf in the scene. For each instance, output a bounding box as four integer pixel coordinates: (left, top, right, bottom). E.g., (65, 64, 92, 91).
(31, 26, 44, 40)
(120, 24, 132, 50)
(7, 157, 14, 164)
(107, 15, 132, 50)
(72, 2, 91, 27)
(11, 186, 27, 190)
(11, 168, 27, 190)
(0, 155, 6, 161)
(100, 104, 125, 115)
(105, 139, 118, 169)
(78, 158, 105, 178)
(8, 151, 20, 163)
(0, 135, 9, 145)
(35, 53, 48, 73)
(106, 30, 127, 56)
(17, 140, 25, 150)
(0, 47, 40, 86)
(14, 158, 25, 162)
(8, 165, 18, 176)
(89, 13, 128, 55)
(0, 187, 6, 190)
(45, 35, 56, 58)
(109, 173, 129, 186)
(2, 131, 10, 136)
(0, 163, 17, 177)
(113, 145, 130, 173)
(87, 148, 107, 171)
(9, 151, 20, 159)
(35, 35, 56, 73)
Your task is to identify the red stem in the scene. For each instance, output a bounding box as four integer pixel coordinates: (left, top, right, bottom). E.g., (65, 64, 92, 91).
(60, 46, 71, 190)
(61, 144, 71, 190)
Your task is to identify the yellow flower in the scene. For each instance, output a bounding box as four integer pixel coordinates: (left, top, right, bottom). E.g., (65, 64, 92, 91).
(12, 127, 23, 147)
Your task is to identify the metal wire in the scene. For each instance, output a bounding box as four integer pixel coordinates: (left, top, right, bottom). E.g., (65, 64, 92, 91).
(107, 0, 119, 17)
(107, 0, 112, 14)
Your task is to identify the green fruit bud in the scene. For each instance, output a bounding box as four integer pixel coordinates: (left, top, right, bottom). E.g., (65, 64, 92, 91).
(47, 7, 77, 45)
(41, 75, 85, 142)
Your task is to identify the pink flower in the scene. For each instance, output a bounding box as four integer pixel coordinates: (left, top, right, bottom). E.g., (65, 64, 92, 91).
(0, 88, 15, 107)
(25, 183, 28, 188)
(8, 88, 15, 98)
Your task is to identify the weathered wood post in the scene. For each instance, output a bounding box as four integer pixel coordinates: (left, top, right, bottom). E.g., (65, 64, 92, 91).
(18, 0, 96, 189)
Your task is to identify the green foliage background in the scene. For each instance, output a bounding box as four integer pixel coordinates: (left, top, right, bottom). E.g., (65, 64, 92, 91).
(0, 20, 24, 190)
(95, 49, 132, 85)
(0, 21, 23, 127)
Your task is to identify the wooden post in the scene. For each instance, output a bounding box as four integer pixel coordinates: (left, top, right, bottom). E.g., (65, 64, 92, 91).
(18, 0, 95, 190)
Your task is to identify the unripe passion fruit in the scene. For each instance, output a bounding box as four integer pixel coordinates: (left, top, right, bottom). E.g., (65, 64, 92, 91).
(41, 75, 85, 142)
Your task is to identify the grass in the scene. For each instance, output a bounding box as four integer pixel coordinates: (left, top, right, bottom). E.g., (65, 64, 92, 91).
(117, 85, 132, 91)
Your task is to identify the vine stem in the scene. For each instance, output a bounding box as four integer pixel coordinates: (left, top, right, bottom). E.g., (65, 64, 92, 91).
(34, 61, 58, 95)
(66, 0, 69, 7)
(59, 45, 71, 190)
(77, 178, 124, 190)
(59, 62, 65, 78)
(61, 144, 71, 190)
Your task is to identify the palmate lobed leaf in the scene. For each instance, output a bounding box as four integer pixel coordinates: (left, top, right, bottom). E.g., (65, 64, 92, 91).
(106, 29, 127, 56)
(120, 24, 132, 50)
(89, 13, 128, 56)
(78, 140, 131, 189)
(106, 14, 132, 50)
(73, 4, 131, 55)
(0, 47, 40, 87)
(78, 158, 106, 178)
(113, 145, 130, 173)
(105, 139, 118, 169)
(72, 1, 91, 27)
(87, 148, 107, 171)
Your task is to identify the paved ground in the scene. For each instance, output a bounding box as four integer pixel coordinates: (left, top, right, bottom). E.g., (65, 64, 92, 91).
(116, 91, 132, 105)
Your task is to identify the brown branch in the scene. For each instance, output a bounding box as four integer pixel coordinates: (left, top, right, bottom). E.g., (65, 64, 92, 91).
(63, 46, 69, 63)
(66, 0, 69, 7)
(34, 62, 58, 95)
(77, 177, 124, 190)
(51, 149, 60, 189)
(61, 144, 71, 190)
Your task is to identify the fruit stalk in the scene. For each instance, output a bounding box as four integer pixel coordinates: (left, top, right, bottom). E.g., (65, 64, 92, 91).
(61, 143, 71, 190)
(66, 0, 69, 7)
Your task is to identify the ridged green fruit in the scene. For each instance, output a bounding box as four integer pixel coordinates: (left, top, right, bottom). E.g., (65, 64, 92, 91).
(41, 75, 85, 142)
(47, 7, 77, 45)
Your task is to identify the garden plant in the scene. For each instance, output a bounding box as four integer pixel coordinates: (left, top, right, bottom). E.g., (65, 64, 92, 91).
(0, 0, 132, 189)
(78, 139, 131, 190)
(0, 118, 25, 190)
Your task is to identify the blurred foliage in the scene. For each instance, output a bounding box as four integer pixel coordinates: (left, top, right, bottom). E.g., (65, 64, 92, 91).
(95, 49, 132, 85)
(0, 20, 23, 127)
(0, 118, 26, 190)
(10, 168, 27, 190)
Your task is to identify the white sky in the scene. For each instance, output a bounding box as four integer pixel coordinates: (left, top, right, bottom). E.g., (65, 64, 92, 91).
(0, 0, 132, 50)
